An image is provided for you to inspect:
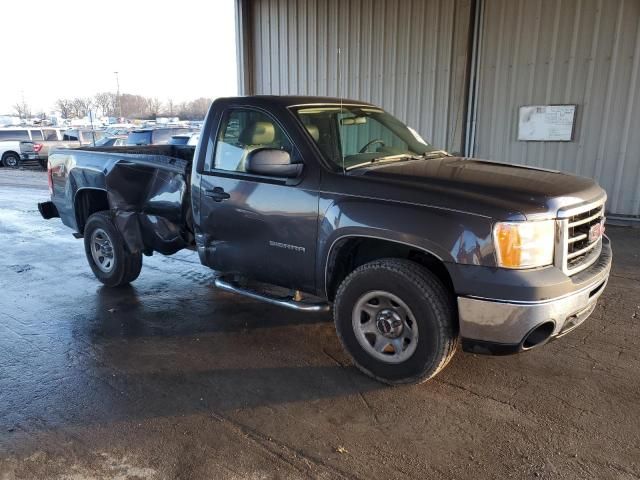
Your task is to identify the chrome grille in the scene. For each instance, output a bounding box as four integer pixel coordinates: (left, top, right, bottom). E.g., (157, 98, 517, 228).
(556, 198, 606, 276)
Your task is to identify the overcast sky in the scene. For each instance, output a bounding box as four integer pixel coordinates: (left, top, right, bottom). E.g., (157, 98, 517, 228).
(1, 0, 238, 115)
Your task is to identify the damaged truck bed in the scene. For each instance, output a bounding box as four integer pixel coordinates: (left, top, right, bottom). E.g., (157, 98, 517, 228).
(40, 145, 195, 255)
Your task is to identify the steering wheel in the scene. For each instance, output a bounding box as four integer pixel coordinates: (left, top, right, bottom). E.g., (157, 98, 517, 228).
(358, 138, 386, 153)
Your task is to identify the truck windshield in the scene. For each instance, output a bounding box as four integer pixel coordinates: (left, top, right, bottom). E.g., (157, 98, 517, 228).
(293, 106, 443, 170)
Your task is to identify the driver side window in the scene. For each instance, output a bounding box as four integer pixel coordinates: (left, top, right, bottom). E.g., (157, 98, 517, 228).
(213, 109, 292, 172)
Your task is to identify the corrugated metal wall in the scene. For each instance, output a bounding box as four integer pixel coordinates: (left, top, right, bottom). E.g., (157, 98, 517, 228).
(240, 0, 640, 215)
(472, 0, 640, 216)
(244, 0, 472, 153)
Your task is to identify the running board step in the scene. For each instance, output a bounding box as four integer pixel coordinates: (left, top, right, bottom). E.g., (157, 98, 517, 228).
(214, 276, 331, 313)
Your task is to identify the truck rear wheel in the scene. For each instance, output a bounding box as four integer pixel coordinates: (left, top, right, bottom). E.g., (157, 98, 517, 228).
(333, 258, 458, 385)
(83, 211, 142, 287)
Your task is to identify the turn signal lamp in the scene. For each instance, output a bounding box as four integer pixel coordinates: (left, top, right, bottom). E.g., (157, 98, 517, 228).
(493, 220, 555, 268)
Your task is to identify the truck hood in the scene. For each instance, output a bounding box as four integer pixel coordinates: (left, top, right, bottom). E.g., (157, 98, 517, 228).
(350, 157, 604, 220)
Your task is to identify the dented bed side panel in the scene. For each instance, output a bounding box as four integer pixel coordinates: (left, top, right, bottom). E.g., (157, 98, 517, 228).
(49, 146, 195, 255)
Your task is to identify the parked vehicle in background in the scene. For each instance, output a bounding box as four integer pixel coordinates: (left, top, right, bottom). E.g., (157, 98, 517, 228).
(62, 129, 104, 146)
(39, 96, 612, 385)
(94, 136, 127, 147)
(0, 127, 62, 164)
(0, 127, 105, 167)
(168, 132, 200, 146)
(126, 128, 192, 146)
(103, 124, 134, 136)
(0, 140, 39, 167)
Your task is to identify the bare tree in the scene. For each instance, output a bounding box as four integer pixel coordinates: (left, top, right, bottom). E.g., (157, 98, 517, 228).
(175, 97, 213, 120)
(146, 97, 162, 117)
(71, 97, 93, 118)
(13, 99, 31, 120)
(189, 97, 212, 119)
(166, 98, 175, 116)
(53, 92, 214, 121)
(56, 98, 74, 119)
(94, 92, 117, 117)
(177, 101, 189, 118)
(119, 93, 149, 118)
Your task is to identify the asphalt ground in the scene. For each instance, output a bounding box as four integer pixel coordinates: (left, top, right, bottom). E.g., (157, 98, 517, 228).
(0, 169, 639, 479)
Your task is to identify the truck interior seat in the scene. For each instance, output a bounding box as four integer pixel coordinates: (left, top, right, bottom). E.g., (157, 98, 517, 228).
(239, 121, 276, 146)
(237, 121, 276, 171)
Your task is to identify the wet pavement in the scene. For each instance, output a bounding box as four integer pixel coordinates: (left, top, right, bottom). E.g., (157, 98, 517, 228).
(1, 169, 639, 479)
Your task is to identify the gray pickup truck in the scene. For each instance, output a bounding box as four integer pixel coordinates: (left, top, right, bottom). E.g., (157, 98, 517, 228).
(39, 96, 612, 384)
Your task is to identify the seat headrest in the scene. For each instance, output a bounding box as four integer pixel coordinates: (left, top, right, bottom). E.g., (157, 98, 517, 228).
(239, 121, 275, 145)
(305, 124, 320, 142)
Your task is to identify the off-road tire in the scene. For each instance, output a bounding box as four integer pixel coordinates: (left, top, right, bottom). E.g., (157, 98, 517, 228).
(83, 211, 142, 287)
(334, 258, 458, 385)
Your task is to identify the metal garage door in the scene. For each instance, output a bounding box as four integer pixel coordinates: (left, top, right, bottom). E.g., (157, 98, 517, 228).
(239, 0, 473, 154)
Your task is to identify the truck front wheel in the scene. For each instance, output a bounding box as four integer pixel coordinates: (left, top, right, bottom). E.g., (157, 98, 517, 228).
(334, 258, 458, 385)
(83, 211, 142, 287)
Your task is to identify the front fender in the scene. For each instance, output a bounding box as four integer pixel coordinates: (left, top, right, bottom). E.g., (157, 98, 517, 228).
(316, 195, 494, 295)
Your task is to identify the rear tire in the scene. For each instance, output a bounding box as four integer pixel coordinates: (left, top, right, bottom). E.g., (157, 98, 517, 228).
(334, 258, 458, 385)
(83, 211, 142, 287)
(2, 153, 20, 168)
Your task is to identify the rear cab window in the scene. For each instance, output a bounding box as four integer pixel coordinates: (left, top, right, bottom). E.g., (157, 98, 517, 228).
(29, 130, 44, 141)
(63, 130, 79, 141)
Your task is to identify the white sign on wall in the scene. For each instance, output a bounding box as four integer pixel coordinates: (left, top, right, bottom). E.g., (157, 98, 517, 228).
(518, 105, 576, 141)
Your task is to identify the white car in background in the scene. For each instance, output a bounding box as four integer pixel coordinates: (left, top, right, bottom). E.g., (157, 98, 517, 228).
(0, 127, 62, 165)
(0, 127, 103, 166)
(0, 140, 39, 167)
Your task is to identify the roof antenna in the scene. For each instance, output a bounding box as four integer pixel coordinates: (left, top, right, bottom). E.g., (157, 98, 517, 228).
(338, 46, 345, 174)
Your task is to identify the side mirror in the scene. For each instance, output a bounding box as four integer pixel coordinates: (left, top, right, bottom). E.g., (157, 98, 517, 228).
(246, 148, 302, 178)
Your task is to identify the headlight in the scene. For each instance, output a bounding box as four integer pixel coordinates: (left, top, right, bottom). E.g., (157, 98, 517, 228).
(493, 220, 555, 268)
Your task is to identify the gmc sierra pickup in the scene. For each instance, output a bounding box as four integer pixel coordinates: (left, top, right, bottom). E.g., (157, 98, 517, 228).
(38, 96, 612, 384)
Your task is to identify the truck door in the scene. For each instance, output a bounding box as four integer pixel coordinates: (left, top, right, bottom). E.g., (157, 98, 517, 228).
(198, 108, 319, 293)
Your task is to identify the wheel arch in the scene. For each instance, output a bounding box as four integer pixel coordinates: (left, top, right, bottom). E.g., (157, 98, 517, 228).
(324, 235, 454, 302)
(74, 188, 110, 235)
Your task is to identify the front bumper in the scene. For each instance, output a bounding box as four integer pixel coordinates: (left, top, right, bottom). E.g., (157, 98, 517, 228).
(459, 236, 612, 355)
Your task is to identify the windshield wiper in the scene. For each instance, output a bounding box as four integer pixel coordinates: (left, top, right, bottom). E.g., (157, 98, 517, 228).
(421, 150, 451, 159)
(346, 153, 421, 171)
(371, 153, 424, 163)
(346, 151, 451, 171)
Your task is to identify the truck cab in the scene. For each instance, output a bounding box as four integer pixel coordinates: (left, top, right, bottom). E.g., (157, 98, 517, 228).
(39, 96, 612, 385)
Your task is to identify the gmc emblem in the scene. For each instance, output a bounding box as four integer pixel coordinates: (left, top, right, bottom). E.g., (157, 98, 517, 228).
(588, 221, 605, 243)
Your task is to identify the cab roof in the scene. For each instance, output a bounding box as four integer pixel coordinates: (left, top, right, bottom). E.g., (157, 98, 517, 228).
(216, 95, 376, 108)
